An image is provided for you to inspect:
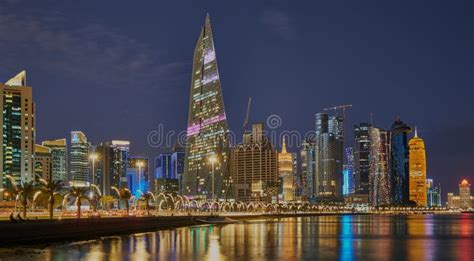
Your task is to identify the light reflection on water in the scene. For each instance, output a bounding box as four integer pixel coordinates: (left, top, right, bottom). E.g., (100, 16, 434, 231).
(1, 214, 473, 261)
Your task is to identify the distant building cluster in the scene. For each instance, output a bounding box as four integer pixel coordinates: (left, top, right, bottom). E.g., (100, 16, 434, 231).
(0, 15, 470, 210)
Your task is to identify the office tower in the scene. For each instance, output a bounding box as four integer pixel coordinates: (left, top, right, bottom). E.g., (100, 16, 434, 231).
(426, 178, 442, 207)
(34, 144, 52, 181)
(314, 113, 343, 200)
(231, 123, 278, 202)
(95, 140, 129, 195)
(70, 131, 90, 187)
(354, 123, 371, 195)
(127, 156, 149, 196)
(0, 71, 35, 198)
(279, 137, 294, 202)
(171, 145, 185, 193)
(291, 152, 301, 199)
(369, 127, 391, 206)
(42, 139, 67, 182)
(183, 14, 229, 198)
(300, 140, 315, 200)
(390, 117, 411, 205)
(344, 147, 355, 195)
(447, 179, 473, 209)
(408, 128, 427, 207)
(155, 152, 177, 193)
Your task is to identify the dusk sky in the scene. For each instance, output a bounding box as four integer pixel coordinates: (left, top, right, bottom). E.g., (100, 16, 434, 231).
(0, 0, 471, 195)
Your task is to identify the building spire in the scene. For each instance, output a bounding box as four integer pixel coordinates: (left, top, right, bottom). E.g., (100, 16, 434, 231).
(282, 136, 287, 153)
(414, 126, 418, 137)
(5, 70, 26, 86)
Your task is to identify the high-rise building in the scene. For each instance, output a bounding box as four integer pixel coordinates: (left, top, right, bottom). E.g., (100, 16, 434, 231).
(354, 123, 371, 195)
(408, 128, 427, 207)
(390, 117, 411, 205)
(70, 131, 90, 187)
(42, 139, 67, 182)
(0, 71, 35, 198)
(369, 127, 391, 206)
(171, 145, 185, 193)
(447, 179, 473, 209)
(231, 123, 278, 202)
(343, 147, 356, 195)
(300, 140, 315, 200)
(95, 140, 129, 195)
(426, 178, 441, 207)
(34, 144, 52, 181)
(183, 14, 229, 198)
(279, 137, 294, 202)
(155, 152, 177, 193)
(314, 113, 343, 200)
(127, 156, 149, 196)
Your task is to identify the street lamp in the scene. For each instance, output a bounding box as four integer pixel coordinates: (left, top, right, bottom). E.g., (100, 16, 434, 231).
(208, 155, 217, 200)
(137, 161, 144, 194)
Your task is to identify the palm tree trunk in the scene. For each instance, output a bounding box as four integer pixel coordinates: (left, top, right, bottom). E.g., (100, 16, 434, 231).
(126, 200, 129, 216)
(22, 198, 27, 218)
(49, 195, 55, 219)
(77, 199, 82, 218)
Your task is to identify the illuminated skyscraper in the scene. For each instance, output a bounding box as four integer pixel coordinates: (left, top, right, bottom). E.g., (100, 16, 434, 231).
(408, 128, 427, 207)
(0, 71, 35, 198)
(354, 123, 371, 195)
(300, 140, 315, 200)
(183, 14, 228, 198)
(343, 147, 355, 195)
(95, 140, 129, 195)
(426, 178, 441, 207)
(390, 117, 411, 205)
(314, 113, 343, 200)
(70, 131, 90, 187)
(34, 144, 52, 181)
(42, 139, 67, 182)
(127, 156, 149, 196)
(447, 179, 473, 209)
(279, 137, 294, 202)
(369, 127, 391, 206)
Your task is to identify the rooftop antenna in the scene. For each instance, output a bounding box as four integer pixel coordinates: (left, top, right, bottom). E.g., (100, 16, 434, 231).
(242, 97, 252, 133)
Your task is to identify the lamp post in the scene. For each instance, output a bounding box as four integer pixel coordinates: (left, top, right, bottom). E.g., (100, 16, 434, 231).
(209, 155, 217, 200)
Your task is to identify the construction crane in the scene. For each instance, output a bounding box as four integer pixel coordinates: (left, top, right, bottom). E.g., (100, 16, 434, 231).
(323, 104, 352, 119)
(242, 97, 252, 133)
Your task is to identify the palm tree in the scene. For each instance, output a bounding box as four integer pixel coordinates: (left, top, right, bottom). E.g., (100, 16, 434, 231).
(16, 181, 36, 218)
(141, 192, 153, 216)
(39, 180, 63, 219)
(69, 186, 89, 218)
(119, 188, 132, 216)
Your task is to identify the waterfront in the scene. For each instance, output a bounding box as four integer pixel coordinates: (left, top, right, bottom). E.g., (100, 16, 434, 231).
(0, 214, 472, 260)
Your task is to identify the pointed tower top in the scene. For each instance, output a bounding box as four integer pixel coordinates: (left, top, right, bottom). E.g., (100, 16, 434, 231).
(205, 12, 211, 23)
(282, 136, 287, 153)
(414, 126, 418, 137)
(5, 70, 26, 86)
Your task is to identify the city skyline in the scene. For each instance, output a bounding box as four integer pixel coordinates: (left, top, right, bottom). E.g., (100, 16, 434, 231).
(0, 1, 471, 196)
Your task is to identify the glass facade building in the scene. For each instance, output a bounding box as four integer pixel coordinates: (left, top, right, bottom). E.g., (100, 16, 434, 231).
(426, 178, 441, 207)
(95, 140, 129, 195)
(127, 156, 149, 197)
(409, 129, 427, 207)
(354, 123, 371, 195)
(369, 127, 391, 206)
(42, 139, 67, 182)
(70, 131, 90, 187)
(390, 118, 411, 205)
(300, 140, 315, 200)
(183, 14, 229, 198)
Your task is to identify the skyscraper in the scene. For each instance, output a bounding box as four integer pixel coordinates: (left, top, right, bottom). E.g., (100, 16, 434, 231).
(390, 117, 411, 205)
(408, 128, 427, 207)
(95, 140, 129, 195)
(369, 127, 391, 206)
(34, 144, 52, 181)
(0, 71, 35, 197)
(70, 131, 90, 187)
(127, 156, 149, 196)
(314, 113, 343, 200)
(171, 145, 185, 192)
(426, 178, 441, 207)
(183, 14, 228, 198)
(42, 139, 67, 182)
(231, 123, 278, 202)
(354, 123, 371, 195)
(300, 140, 315, 200)
(343, 147, 355, 195)
(279, 137, 294, 202)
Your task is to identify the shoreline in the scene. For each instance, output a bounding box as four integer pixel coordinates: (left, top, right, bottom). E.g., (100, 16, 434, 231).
(0, 212, 469, 246)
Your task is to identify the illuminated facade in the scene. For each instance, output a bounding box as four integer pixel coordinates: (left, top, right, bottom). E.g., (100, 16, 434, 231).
(42, 139, 67, 182)
(127, 156, 149, 196)
(231, 123, 278, 202)
(279, 137, 294, 202)
(354, 123, 371, 195)
(390, 117, 411, 205)
(183, 14, 229, 198)
(447, 179, 473, 209)
(426, 178, 441, 207)
(0, 71, 35, 198)
(343, 147, 355, 195)
(95, 140, 129, 195)
(300, 140, 315, 200)
(408, 128, 427, 207)
(314, 113, 343, 200)
(154, 146, 183, 194)
(34, 144, 52, 181)
(369, 127, 391, 206)
(70, 131, 90, 187)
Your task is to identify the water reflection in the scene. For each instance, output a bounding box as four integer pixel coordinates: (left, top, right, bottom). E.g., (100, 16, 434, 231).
(2, 215, 473, 261)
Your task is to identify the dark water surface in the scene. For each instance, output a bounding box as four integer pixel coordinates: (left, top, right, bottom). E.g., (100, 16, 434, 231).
(0, 214, 472, 260)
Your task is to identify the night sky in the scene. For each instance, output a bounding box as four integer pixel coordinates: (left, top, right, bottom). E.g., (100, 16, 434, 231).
(0, 0, 472, 197)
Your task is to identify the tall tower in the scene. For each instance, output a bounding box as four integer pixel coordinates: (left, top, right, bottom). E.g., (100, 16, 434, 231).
(183, 14, 228, 198)
(354, 123, 371, 195)
(70, 131, 90, 187)
(390, 117, 411, 205)
(369, 127, 391, 206)
(0, 71, 35, 199)
(42, 139, 68, 182)
(279, 137, 294, 202)
(408, 128, 427, 207)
